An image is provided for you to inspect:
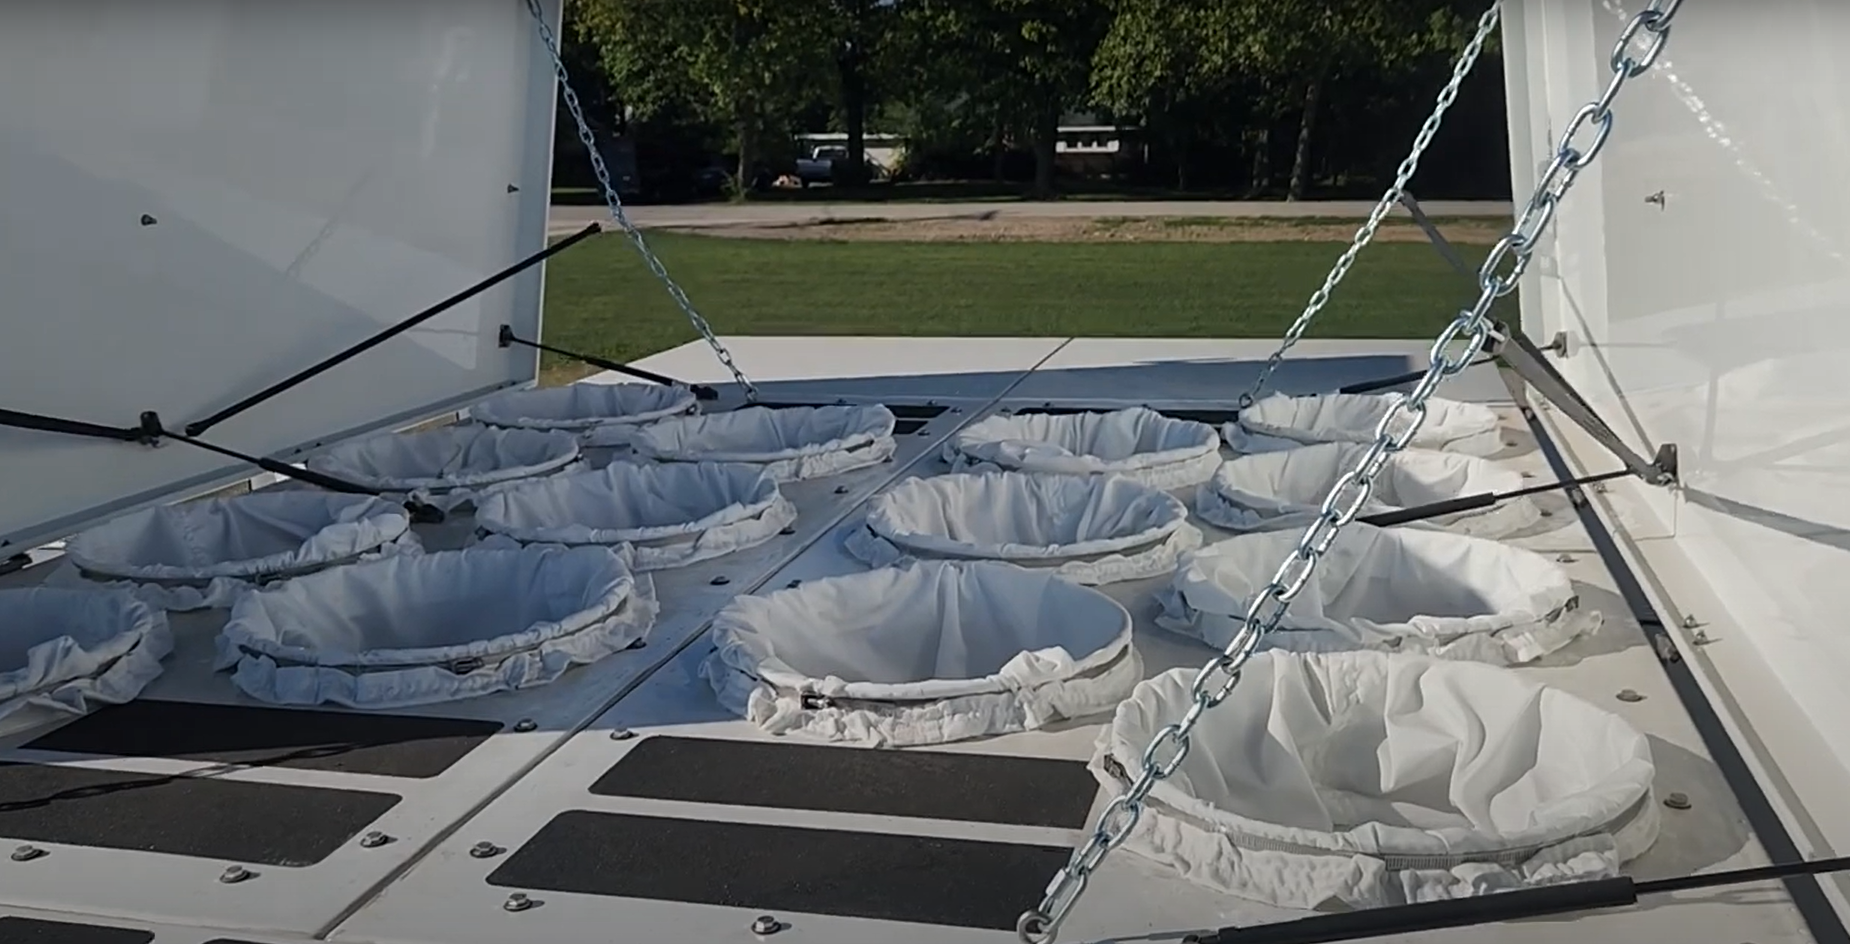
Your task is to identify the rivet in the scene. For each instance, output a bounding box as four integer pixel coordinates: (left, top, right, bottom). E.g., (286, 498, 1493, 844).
(10, 844, 45, 862)
(779, 525, 797, 535)
(1520, 471, 1535, 479)
(916, 429, 931, 436)
(1682, 614, 1700, 629)
(1616, 689, 1644, 702)
(609, 728, 635, 740)
(834, 485, 849, 494)
(1539, 509, 1554, 517)
(627, 637, 647, 649)
(219, 865, 254, 884)
(1691, 629, 1713, 646)
(752, 914, 783, 935)
(787, 579, 802, 588)
(1556, 553, 1575, 563)
(503, 892, 537, 912)
(513, 718, 537, 732)
(711, 575, 730, 586)
(469, 841, 505, 859)
(359, 831, 392, 848)
(1663, 792, 1691, 810)
(506, 183, 520, 193)
(950, 407, 963, 414)
(139, 214, 158, 226)
(1505, 441, 1518, 448)
(1593, 482, 1609, 493)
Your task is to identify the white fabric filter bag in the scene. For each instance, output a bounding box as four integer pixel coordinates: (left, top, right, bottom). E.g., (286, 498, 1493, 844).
(474, 461, 797, 572)
(844, 472, 1201, 585)
(469, 382, 699, 447)
(1092, 651, 1659, 910)
(53, 491, 423, 611)
(701, 559, 1141, 746)
(1197, 442, 1539, 538)
(1227, 393, 1504, 456)
(631, 404, 898, 482)
(306, 425, 583, 512)
(1155, 523, 1600, 665)
(0, 588, 173, 735)
(215, 545, 657, 709)
(945, 407, 1222, 490)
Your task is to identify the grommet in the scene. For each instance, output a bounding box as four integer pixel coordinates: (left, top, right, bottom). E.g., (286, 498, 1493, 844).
(1663, 792, 1691, 810)
(469, 841, 505, 859)
(513, 718, 537, 732)
(752, 915, 783, 935)
(219, 865, 254, 884)
(10, 844, 45, 862)
(1616, 689, 1644, 702)
(504, 892, 537, 912)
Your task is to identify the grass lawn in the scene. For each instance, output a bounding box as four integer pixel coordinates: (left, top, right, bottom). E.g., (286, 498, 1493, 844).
(538, 231, 1492, 381)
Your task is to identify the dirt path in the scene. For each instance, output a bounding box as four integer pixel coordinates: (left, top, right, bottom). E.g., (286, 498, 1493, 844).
(668, 215, 1508, 245)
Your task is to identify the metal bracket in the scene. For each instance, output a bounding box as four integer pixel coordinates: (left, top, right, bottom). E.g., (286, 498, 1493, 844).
(1495, 324, 1677, 486)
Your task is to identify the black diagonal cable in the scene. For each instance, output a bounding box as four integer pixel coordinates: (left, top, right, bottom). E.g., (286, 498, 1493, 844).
(496, 326, 718, 399)
(1357, 467, 1633, 527)
(183, 222, 604, 437)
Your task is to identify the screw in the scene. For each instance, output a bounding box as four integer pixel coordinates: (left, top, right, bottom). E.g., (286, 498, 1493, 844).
(710, 575, 730, 586)
(1682, 614, 1700, 629)
(219, 865, 254, 884)
(1556, 553, 1576, 563)
(10, 844, 45, 862)
(752, 915, 783, 935)
(359, 831, 392, 848)
(503, 892, 537, 912)
(513, 718, 537, 732)
(610, 728, 636, 740)
(1691, 629, 1713, 645)
(1664, 792, 1692, 810)
(1616, 689, 1644, 702)
(469, 841, 505, 859)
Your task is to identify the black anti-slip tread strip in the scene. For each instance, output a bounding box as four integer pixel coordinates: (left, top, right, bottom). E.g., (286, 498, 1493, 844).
(22, 699, 499, 779)
(0, 916, 154, 944)
(588, 735, 1099, 828)
(1511, 380, 1850, 944)
(486, 810, 1072, 931)
(0, 761, 400, 866)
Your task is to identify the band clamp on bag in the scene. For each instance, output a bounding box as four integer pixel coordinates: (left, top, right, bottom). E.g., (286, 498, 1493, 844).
(700, 559, 1141, 747)
(1155, 523, 1602, 666)
(468, 382, 700, 447)
(474, 461, 797, 572)
(1198, 442, 1541, 538)
(305, 425, 584, 513)
(214, 545, 657, 709)
(0, 588, 173, 736)
(630, 404, 898, 482)
(1093, 651, 1660, 910)
(843, 471, 1201, 585)
(945, 407, 1223, 491)
(1226, 392, 1505, 457)
(50, 491, 425, 611)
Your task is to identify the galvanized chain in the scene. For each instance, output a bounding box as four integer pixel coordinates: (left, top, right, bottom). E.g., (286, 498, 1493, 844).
(1017, 3, 1683, 941)
(1237, 3, 1504, 409)
(524, 0, 759, 401)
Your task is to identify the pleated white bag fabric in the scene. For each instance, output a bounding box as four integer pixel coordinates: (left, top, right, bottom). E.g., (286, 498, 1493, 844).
(0, 588, 173, 735)
(215, 545, 656, 709)
(54, 491, 422, 611)
(1226, 393, 1504, 456)
(843, 472, 1201, 585)
(1197, 442, 1539, 537)
(474, 462, 796, 571)
(944, 407, 1222, 490)
(1155, 524, 1600, 665)
(469, 382, 698, 446)
(631, 405, 897, 482)
(1094, 652, 1659, 910)
(701, 559, 1141, 746)
(306, 425, 582, 512)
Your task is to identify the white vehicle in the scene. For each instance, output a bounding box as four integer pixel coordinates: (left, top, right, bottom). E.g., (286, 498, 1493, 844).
(4, 4, 1848, 944)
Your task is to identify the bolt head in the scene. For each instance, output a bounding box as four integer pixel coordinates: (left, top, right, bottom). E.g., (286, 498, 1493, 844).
(513, 718, 537, 732)
(710, 574, 730, 586)
(752, 914, 782, 935)
(1556, 553, 1575, 563)
(1682, 614, 1700, 629)
(610, 728, 636, 740)
(504, 892, 535, 912)
(359, 831, 390, 848)
(219, 865, 252, 883)
(10, 844, 45, 862)
(1616, 689, 1644, 702)
(469, 841, 505, 859)
(1663, 792, 1692, 810)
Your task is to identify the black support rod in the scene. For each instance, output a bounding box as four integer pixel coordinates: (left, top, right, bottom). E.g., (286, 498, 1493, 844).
(0, 407, 146, 443)
(1357, 467, 1632, 528)
(184, 222, 604, 437)
(1336, 357, 1497, 396)
(497, 325, 718, 400)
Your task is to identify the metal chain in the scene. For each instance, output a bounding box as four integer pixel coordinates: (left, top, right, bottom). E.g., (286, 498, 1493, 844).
(1237, 3, 1504, 409)
(1017, 3, 1683, 941)
(523, 0, 759, 401)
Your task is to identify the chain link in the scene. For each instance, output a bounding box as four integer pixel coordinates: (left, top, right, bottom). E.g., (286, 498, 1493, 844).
(1237, 4, 1504, 410)
(1016, 3, 1683, 940)
(523, 0, 758, 401)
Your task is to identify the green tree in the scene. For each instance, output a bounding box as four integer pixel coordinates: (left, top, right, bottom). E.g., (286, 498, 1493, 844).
(1090, 0, 1245, 190)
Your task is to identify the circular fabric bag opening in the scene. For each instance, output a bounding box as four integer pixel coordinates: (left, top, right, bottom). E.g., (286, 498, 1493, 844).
(701, 559, 1140, 746)
(844, 471, 1201, 585)
(1155, 523, 1600, 665)
(1197, 442, 1539, 537)
(306, 425, 583, 512)
(1227, 393, 1504, 456)
(58, 491, 422, 611)
(945, 407, 1222, 490)
(474, 462, 797, 572)
(630, 405, 897, 482)
(214, 545, 657, 709)
(1093, 650, 1659, 910)
(469, 382, 698, 446)
(0, 588, 173, 736)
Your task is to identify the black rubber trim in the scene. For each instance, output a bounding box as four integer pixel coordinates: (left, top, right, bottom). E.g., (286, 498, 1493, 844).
(588, 736, 1099, 828)
(1512, 386, 1850, 944)
(486, 810, 1073, 930)
(23, 699, 500, 779)
(0, 916, 154, 944)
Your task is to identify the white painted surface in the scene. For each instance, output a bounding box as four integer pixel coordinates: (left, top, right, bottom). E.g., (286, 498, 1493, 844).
(0, 0, 560, 554)
(1505, 0, 1850, 816)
